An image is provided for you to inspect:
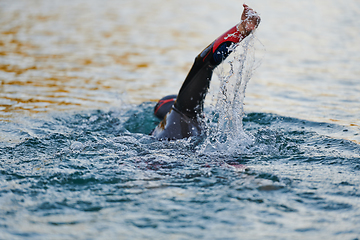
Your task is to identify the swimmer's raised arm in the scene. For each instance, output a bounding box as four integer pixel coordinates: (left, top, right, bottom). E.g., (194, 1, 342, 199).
(152, 4, 260, 140)
(173, 4, 261, 119)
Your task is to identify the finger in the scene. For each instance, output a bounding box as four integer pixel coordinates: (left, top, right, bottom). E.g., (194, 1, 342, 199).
(243, 4, 254, 12)
(246, 8, 258, 18)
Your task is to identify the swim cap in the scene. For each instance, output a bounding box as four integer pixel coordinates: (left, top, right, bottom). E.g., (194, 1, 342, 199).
(154, 95, 177, 120)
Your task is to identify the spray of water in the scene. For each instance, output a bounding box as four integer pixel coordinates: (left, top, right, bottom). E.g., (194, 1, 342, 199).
(198, 33, 262, 155)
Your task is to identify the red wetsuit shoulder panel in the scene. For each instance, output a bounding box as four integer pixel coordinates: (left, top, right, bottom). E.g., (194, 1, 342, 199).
(212, 25, 242, 53)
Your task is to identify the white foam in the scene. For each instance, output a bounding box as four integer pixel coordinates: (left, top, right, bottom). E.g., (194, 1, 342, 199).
(199, 34, 260, 155)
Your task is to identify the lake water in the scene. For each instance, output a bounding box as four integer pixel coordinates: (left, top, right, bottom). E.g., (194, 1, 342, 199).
(1, 0, 360, 239)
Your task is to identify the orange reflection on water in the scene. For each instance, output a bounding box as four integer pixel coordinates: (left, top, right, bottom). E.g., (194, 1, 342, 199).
(0, 68, 118, 120)
(0, 0, 209, 122)
(0, 64, 37, 75)
(0, 11, 147, 120)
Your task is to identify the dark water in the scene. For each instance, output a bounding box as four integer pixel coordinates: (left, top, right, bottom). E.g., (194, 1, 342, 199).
(1, 0, 360, 239)
(1, 104, 359, 239)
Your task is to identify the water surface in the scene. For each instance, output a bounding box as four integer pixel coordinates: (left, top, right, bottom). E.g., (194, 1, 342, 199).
(1, 0, 360, 239)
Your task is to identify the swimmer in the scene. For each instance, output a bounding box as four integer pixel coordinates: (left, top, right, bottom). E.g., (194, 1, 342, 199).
(152, 4, 260, 140)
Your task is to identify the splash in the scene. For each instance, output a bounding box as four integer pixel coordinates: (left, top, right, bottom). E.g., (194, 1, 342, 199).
(198, 33, 262, 155)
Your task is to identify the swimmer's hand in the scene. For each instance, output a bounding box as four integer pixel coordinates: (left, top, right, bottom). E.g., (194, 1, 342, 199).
(238, 4, 261, 35)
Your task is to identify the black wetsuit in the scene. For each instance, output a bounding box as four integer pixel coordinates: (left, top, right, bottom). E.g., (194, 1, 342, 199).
(152, 25, 246, 140)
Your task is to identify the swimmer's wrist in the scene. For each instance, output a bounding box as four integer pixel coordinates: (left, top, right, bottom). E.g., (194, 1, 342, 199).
(237, 22, 250, 37)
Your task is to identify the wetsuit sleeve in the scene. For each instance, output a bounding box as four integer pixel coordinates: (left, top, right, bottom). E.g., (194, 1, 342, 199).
(174, 25, 245, 119)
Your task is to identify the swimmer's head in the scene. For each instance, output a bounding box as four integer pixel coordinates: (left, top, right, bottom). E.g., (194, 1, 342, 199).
(154, 95, 177, 120)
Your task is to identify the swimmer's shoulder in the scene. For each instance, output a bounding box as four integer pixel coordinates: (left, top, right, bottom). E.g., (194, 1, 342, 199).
(151, 107, 201, 140)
